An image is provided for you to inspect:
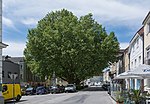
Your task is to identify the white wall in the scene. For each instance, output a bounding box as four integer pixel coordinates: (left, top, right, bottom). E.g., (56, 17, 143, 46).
(130, 34, 143, 89)
(103, 71, 110, 82)
(130, 35, 143, 69)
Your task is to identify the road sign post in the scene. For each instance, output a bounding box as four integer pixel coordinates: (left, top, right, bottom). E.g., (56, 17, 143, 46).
(9, 74, 18, 104)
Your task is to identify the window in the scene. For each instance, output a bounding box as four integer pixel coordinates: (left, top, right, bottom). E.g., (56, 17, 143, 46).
(2, 71, 4, 78)
(148, 23, 150, 33)
(148, 59, 150, 65)
(139, 56, 141, 65)
(147, 51, 150, 59)
(137, 39, 139, 48)
(137, 79, 141, 89)
(147, 79, 150, 88)
(20, 65, 22, 69)
(131, 62, 133, 68)
(146, 47, 150, 64)
(146, 23, 150, 34)
(135, 59, 137, 67)
(130, 79, 135, 89)
(133, 45, 135, 52)
(2, 85, 8, 92)
(8, 72, 11, 78)
(20, 74, 23, 79)
(14, 72, 18, 79)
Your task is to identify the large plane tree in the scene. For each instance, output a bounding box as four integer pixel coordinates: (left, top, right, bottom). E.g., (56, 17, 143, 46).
(24, 9, 119, 85)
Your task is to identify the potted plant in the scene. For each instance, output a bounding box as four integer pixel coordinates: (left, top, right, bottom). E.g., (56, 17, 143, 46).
(115, 91, 124, 104)
(128, 88, 150, 104)
(116, 96, 124, 104)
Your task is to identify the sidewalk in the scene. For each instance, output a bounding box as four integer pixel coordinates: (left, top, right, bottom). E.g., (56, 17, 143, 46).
(108, 94, 116, 104)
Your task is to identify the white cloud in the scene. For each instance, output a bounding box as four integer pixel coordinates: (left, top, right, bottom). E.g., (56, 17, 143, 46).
(2, 17, 23, 33)
(21, 18, 38, 25)
(2, 17, 14, 28)
(2, 41, 26, 57)
(3, 0, 149, 27)
(2, 0, 150, 56)
(2, 41, 129, 57)
(120, 42, 129, 49)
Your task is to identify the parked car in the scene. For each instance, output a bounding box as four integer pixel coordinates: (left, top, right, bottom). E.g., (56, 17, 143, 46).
(102, 82, 110, 91)
(21, 88, 26, 96)
(49, 86, 60, 94)
(59, 85, 65, 93)
(49, 85, 65, 94)
(65, 84, 76, 92)
(94, 82, 101, 86)
(36, 86, 48, 95)
(25, 87, 36, 95)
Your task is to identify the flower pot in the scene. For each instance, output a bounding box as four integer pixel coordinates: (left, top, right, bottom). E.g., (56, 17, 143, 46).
(116, 101, 124, 104)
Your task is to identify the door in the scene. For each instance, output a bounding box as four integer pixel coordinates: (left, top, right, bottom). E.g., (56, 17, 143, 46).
(2, 84, 10, 100)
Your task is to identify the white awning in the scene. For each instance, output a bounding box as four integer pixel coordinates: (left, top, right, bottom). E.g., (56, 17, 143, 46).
(114, 70, 143, 79)
(129, 64, 150, 78)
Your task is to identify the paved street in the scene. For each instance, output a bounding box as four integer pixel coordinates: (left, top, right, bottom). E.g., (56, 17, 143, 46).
(5, 87, 115, 104)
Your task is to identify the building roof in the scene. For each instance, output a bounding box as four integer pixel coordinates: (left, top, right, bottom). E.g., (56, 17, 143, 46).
(118, 49, 125, 54)
(2, 56, 24, 63)
(116, 49, 124, 58)
(130, 26, 144, 43)
(142, 11, 150, 25)
(124, 46, 129, 53)
(10, 57, 24, 63)
(0, 42, 8, 48)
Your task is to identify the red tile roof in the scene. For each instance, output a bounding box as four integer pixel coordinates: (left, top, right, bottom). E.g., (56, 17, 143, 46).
(138, 26, 144, 36)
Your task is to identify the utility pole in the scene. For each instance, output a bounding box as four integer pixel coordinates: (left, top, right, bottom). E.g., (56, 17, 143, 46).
(0, 1, 4, 104)
(0, 0, 8, 104)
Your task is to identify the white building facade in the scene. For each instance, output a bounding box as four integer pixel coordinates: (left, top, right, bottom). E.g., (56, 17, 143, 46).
(102, 68, 111, 82)
(129, 27, 144, 89)
(143, 11, 150, 91)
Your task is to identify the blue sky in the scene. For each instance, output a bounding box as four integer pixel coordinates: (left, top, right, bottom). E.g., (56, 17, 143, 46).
(2, 0, 150, 56)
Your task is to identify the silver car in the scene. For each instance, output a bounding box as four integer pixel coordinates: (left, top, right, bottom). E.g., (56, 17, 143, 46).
(65, 84, 76, 92)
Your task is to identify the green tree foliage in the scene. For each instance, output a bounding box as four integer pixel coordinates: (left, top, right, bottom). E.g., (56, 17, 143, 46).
(24, 9, 119, 84)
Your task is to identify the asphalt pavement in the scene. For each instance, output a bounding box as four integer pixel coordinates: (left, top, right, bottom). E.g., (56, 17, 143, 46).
(5, 87, 115, 104)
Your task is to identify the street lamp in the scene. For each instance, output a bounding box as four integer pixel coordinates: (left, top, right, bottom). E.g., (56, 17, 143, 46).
(52, 72, 56, 86)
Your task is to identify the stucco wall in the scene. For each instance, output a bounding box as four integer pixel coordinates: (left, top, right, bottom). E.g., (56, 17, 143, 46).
(144, 16, 150, 91)
(144, 24, 150, 58)
(124, 49, 129, 72)
(130, 35, 143, 69)
(2, 60, 20, 84)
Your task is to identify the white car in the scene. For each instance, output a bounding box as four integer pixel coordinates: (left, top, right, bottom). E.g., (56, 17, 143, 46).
(94, 82, 101, 86)
(65, 84, 76, 92)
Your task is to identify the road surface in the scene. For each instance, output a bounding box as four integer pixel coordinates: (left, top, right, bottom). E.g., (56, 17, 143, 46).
(6, 87, 115, 104)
